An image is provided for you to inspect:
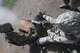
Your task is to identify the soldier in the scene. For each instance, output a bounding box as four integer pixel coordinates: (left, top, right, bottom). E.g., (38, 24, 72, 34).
(37, 11, 80, 45)
(31, 12, 52, 37)
(60, 0, 80, 11)
(0, 21, 38, 46)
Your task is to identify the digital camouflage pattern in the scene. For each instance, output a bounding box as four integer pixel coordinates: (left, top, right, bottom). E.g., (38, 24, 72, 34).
(56, 11, 80, 39)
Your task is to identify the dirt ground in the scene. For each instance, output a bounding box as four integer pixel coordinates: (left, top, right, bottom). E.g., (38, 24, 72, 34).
(11, 0, 66, 20)
(0, 0, 80, 53)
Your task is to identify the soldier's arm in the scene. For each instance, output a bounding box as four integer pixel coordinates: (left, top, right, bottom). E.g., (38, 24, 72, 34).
(43, 15, 56, 24)
(31, 20, 41, 24)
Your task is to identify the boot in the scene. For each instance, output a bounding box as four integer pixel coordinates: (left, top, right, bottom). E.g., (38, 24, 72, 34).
(59, 4, 70, 9)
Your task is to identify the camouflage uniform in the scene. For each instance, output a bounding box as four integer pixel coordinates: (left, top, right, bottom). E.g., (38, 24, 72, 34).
(64, 0, 80, 8)
(37, 11, 80, 45)
(61, 0, 80, 10)
(0, 23, 38, 46)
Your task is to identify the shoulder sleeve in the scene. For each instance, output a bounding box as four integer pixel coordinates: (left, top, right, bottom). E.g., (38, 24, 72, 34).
(43, 15, 56, 24)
